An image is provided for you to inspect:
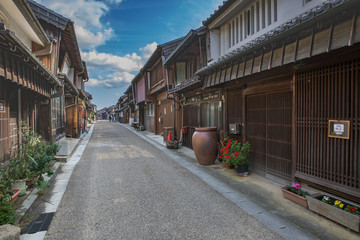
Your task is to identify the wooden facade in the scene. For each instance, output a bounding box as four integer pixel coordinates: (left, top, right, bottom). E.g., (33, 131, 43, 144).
(165, 27, 215, 147)
(197, 0, 360, 199)
(295, 59, 360, 199)
(29, 0, 88, 139)
(0, 29, 60, 157)
(129, 38, 183, 136)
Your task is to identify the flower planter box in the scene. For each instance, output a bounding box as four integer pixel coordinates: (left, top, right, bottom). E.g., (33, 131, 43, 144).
(307, 193, 360, 232)
(281, 188, 308, 208)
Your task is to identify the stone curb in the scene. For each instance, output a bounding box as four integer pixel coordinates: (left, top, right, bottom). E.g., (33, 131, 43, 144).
(0, 224, 20, 240)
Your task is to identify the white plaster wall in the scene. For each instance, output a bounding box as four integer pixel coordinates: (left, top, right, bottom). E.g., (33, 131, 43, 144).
(0, 0, 45, 49)
(209, 30, 220, 61)
(0, 7, 32, 50)
(209, 0, 327, 62)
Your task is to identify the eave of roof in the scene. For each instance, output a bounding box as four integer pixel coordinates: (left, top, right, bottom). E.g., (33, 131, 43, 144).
(58, 73, 79, 95)
(14, 0, 50, 45)
(28, 0, 83, 70)
(0, 27, 61, 86)
(202, 0, 237, 26)
(61, 22, 83, 70)
(81, 61, 89, 81)
(168, 76, 202, 94)
(197, 0, 350, 76)
(164, 27, 206, 66)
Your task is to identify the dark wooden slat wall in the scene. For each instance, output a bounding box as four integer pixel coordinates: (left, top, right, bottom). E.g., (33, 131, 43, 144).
(295, 60, 360, 197)
(182, 104, 199, 149)
(0, 48, 51, 98)
(246, 90, 292, 181)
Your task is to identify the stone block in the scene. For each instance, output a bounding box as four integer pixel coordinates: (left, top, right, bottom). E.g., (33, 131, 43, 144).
(0, 224, 20, 240)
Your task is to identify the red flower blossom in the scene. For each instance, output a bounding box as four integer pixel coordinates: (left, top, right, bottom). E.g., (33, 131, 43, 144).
(227, 139, 231, 142)
(220, 148, 223, 152)
(234, 152, 238, 155)
(226, 144, 231, 148)
(225, 150, 229, 153)
(235, 156, 238, 159)
(242, 138, 246, 141)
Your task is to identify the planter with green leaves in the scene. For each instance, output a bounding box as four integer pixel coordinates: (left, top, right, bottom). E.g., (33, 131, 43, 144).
(219, 138, 250, 176)
(307, 193, 360, 232)
(282, 183, 309, 208)
(0, 122, 59, 194)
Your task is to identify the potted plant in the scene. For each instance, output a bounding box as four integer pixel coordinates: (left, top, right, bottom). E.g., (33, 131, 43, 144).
(219, 138, 250, 176)
(307, 193, 360, 232)
(1, 123, 58, 195)
(2, 156, 31, 196)
(282, 183, 309, 208)
(233, 139, 250, 176)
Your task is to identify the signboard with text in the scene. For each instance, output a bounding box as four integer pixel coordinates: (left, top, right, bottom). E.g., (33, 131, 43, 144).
(328, 120, 350, 139)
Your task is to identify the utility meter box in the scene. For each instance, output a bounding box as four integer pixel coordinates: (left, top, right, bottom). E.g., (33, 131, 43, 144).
(229, 123, 242, 134)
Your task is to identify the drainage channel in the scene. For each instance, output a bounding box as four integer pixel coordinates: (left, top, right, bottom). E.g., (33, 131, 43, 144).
(21, 212, 55, 234)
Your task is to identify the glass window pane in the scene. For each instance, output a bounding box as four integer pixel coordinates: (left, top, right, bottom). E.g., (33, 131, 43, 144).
(176, 62, 186, 84)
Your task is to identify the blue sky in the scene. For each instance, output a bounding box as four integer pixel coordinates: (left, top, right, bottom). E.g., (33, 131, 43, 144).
(34, 0, 223, 110)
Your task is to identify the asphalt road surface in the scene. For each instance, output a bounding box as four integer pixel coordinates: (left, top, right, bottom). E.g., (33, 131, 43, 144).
(45, 121, 282, 240)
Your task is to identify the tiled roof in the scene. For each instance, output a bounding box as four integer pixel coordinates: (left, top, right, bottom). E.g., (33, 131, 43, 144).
(27, 0, 69, 30)
(168, 76, 202, 94)
(202, 0, 237, 26)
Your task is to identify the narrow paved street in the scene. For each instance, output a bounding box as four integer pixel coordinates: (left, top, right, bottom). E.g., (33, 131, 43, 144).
(45, 121, 282, 239)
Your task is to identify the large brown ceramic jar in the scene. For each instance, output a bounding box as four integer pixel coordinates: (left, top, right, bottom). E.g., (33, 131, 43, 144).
(192, 127, 218, 165)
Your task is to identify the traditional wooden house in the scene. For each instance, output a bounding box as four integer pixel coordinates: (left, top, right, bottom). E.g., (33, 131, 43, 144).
(131, 73, 145, 128)
(97, 107, 109, 120)
(137, 38, 184, 138)
(116, 95, 127, 123)
(0, 0, 62, 158)
(28, 0, 88, 138)
(197, 0, 360, 200)
(124, 85, 135, 125)
(163, 27, 211, 148)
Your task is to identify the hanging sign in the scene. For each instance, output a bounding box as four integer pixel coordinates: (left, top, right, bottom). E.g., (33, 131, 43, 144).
(328, 120, 350, 139)
(0, 101, 5, 113)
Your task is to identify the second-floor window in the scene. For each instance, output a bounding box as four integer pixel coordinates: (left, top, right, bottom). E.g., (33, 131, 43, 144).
(150, 62, 163, 88)
(146, 104, 154, 116)
(226, 0, 277, 49)
(175, 62, 186, 85)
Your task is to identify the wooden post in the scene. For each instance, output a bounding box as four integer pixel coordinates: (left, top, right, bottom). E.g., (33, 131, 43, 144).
(291, 72, 297, 181)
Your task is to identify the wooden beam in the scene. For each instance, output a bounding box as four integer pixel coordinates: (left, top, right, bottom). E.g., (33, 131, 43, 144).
(327, 23, 334, 53)
(348, 11, 357, 46)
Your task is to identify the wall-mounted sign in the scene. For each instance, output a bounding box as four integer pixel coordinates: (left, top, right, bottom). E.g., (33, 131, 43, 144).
(0, 101, 5, 113)
(328, 120, 350, 139)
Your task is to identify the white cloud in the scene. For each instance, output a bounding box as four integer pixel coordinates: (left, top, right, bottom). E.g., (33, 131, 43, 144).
(139, 42, 158, 59)
(75, 25, 113, 49)
(81, 50, 142, 72)
(35, 0, 111, 49)
(105, 0, 123, 4)
(87, 72, 135, 88)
